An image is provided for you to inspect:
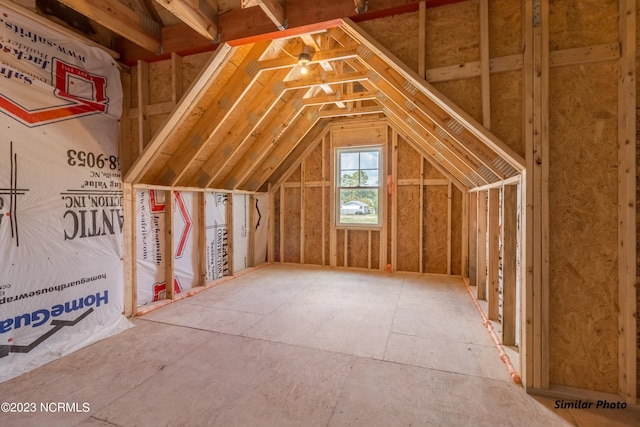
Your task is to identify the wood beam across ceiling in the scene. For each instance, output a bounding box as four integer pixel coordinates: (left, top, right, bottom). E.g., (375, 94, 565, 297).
(242, 0, 286, 31)
(57, 0, 161, 53)
(117, 0, 467, 63)
(153, 0, 218, 41)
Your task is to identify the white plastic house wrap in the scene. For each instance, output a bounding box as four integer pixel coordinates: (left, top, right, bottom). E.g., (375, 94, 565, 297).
(0, 5, 129, 382)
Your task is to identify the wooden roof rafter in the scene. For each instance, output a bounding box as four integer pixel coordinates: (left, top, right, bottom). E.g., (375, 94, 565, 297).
(153, 41, 271, 186)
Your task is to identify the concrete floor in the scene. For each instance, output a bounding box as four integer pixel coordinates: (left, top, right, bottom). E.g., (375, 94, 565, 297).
(1, 264, 638, 426)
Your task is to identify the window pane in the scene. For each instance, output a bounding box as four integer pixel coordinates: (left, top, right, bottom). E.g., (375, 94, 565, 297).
(339, 188, 378, 224)
(361, 169, 379, 187)
(359, 151, 379, 169)
(340, 170, 359, 187)
(340, 152, 359, 170)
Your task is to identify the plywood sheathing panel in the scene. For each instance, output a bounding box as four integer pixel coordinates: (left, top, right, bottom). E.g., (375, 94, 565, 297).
(348, 230, 369, 269)
(304, 187, 323, 265)
(358, 12, 420, 73)
(397, 185, 420, 272)
(549, 0, 617, 51)
(490, 71, 524, 158)
(432, 78, 483, 126)
(425, 0, 480, 70)
(182, 52, 215, 89)
(424, 185, 448, 274)
(397, 137, 421, 180)
(305, 144, 323, 182)
(424, 158, 446, 180)
(371, 230, 380, 270)
(488, 0, 522, 58)
(451, 185, 463, 275)
(548, 62, 618, 393)
(283, 186, 302, 263)
(149, 61, 173, 104)
(336, 229, 345, 267)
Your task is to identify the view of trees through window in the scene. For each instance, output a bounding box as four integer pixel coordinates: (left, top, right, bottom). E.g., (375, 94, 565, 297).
(337, 147, 381, 225)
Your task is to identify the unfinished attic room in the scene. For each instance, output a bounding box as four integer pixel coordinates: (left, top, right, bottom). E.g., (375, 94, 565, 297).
(1, 0, 640, 425)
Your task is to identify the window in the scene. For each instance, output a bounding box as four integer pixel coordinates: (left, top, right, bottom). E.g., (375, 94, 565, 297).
(336, 146, 382, 226)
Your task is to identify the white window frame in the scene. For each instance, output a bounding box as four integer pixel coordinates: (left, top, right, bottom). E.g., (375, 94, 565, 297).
(335, 145, 383, 228)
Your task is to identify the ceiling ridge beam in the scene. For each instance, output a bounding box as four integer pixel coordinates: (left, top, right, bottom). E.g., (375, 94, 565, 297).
(57, 0, 161, 53)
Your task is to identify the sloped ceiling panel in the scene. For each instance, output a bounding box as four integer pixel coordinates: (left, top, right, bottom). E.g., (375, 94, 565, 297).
(124, 19, 524, 193)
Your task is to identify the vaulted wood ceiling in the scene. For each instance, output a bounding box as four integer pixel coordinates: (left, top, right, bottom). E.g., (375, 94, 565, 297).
(8, 0, 524, 191)
(124, 19, 524, 192)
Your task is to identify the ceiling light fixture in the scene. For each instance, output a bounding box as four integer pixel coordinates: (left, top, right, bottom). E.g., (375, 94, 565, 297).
(298, 51, 311, 75)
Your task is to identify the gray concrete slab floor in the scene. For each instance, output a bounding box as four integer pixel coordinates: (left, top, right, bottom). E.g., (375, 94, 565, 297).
(1, 264, 638, 426)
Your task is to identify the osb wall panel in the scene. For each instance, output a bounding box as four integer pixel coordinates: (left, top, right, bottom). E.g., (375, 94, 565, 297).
(451, 185, 463, 276)
(348, 230, 369, 269)
(283, 187, 301, 263)
(397, 185, 421, 272)
(489, 0, 522, 58)
(305, 144, 323, 182)
(304, 187, 323, 265)
(371, 230, 380, 270)
(425, 186, 448, 274)
(287, 166, 302, 183)
(549, 62, 618, 393)
(549, 0, 617, 51)
(424, 159, 446, 180)
(359, 12, 420, 73)
(490, 71, 523, 158)
(149, 61, 172, 104)
(336, 229, 345, 267)
(432, 78, 483, 125)
(183, 52, 215, 90)
(397, 137, 421, 180)
(149, 113, 170, 142)
(426, 0, 479, 69)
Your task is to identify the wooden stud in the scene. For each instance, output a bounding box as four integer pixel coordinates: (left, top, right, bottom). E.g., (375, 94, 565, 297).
(227, 193, 234, 274)
(419, 159, 425, 273)
(268, 184, 275, 262)
(617, 0, 637, 403)
(502, 185, 518, 346)
(479, 0, 491, 129)
(418, 1, 427, 79)
(171, 52, 184, 105)
(198, 191, 207, 285)
(523, 0, 549, 390)
(391, 130, 399, 272)
(136, 60, 150, 154)
(476, 191, 487, 300)
(123, 183, 136, 316)
(487, 187, 500, 321)
(165, 189, 175, 300)
(461, 186, 469, 278)
(344, 229, 349, 267)
(279, 185, 285, 264)
(468, 191, 478, 286)
(322, 136, 327, 266)
(300, 161, 306, 264)
(447, 181, 453, 275)
(368, 230, 372, 270)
